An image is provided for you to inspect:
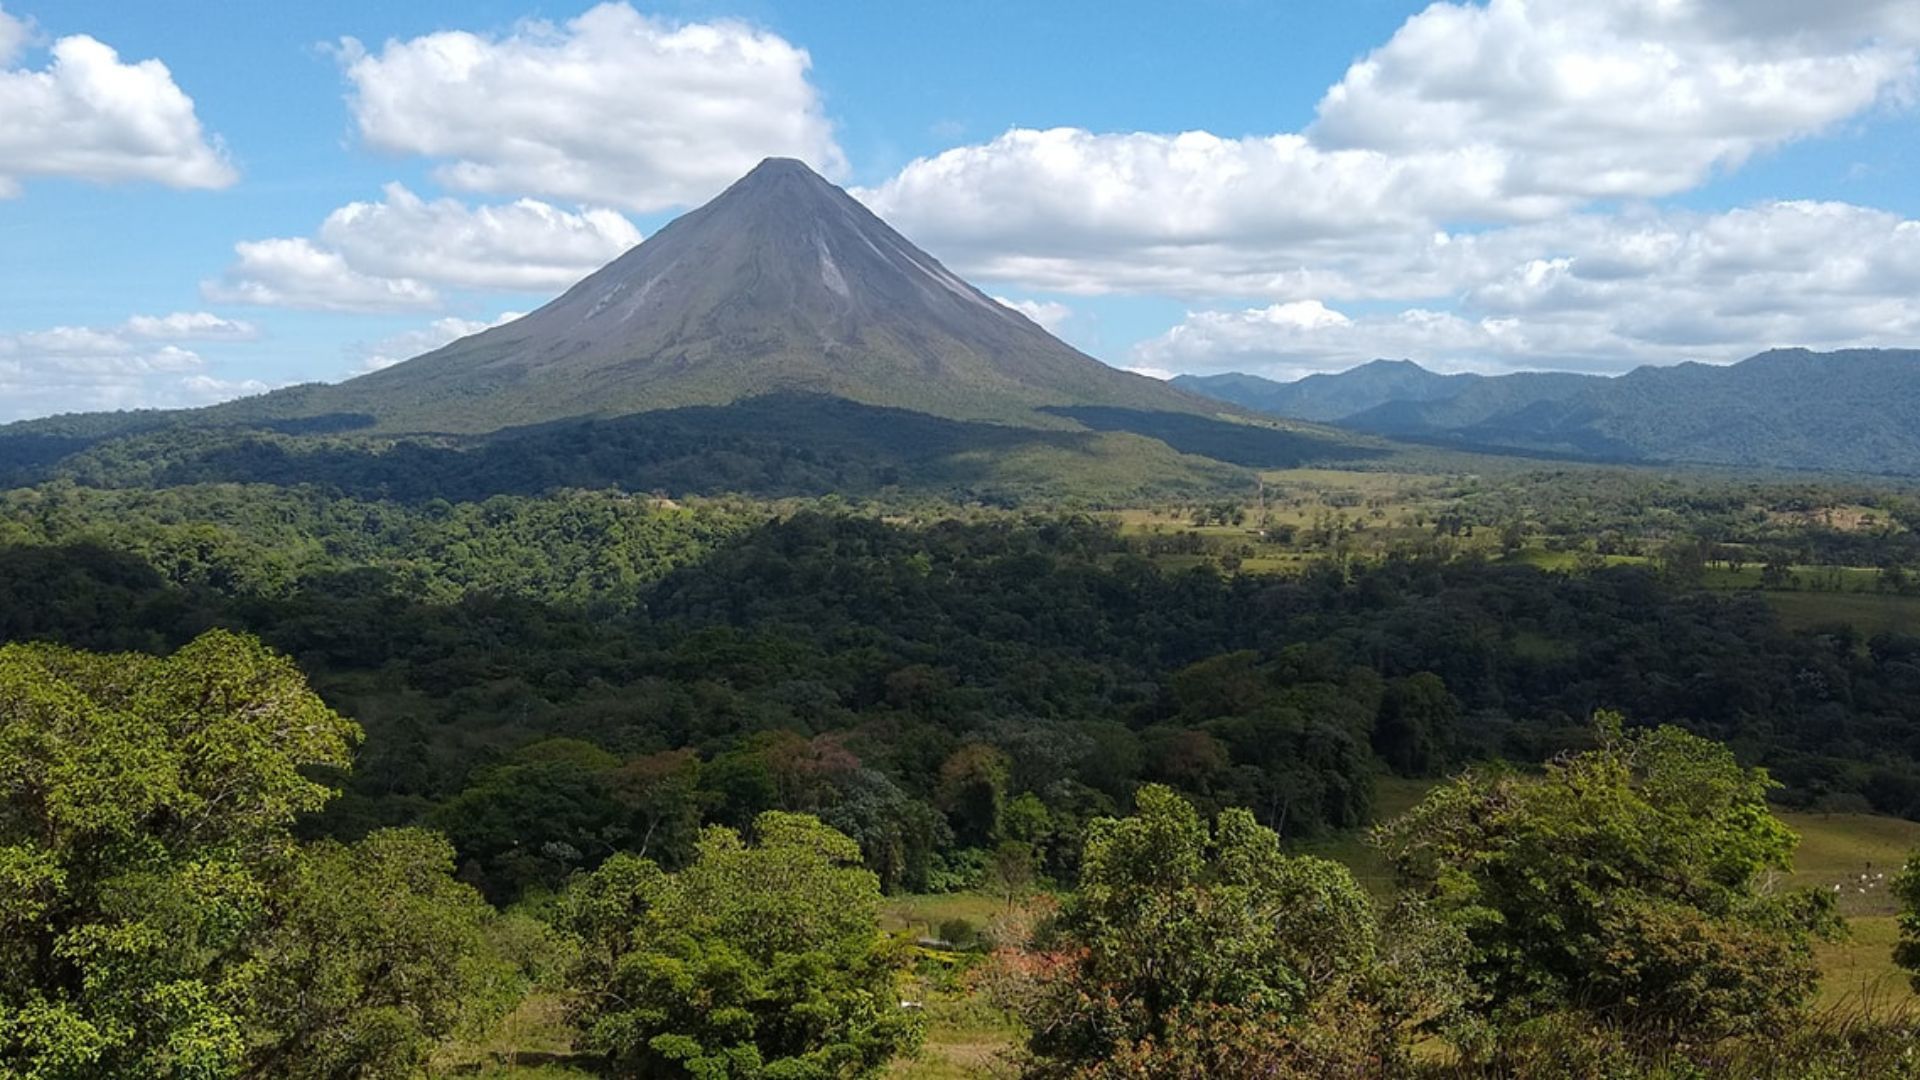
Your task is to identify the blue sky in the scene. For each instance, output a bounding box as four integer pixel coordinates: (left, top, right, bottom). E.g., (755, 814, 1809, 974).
(2, 0, 1918, 420)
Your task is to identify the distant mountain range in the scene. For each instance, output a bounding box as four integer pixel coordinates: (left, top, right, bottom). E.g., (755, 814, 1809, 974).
(0, 159, 1370, 501)
(1175, 350, 1920, 474)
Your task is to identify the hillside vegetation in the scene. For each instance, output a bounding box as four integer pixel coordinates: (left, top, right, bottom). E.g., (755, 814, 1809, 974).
(1181, 349, 1920, 475)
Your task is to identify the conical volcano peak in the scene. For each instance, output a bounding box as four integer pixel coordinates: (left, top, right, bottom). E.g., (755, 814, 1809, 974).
(717, 156, 843, 205)
(315, 158, 1217, 432)
(745, 156, 821, 178)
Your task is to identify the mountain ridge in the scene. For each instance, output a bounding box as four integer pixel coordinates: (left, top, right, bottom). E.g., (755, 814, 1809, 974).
(1176, 349, 1920, 474)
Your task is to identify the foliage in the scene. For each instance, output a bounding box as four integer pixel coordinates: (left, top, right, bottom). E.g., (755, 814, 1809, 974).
(1377, 713, 1842, 1042)
(1, 395, 1267, 506)
(559, 812, 923, 1078)
(13, 488, 1920, 904)
(1890, 850, 1920, 993)
(1010, 785, 1457, 1078)
(0, 482, 756, 609)
(0, 631, 514, 1078)
(1417, 1009, 1920, 1079)
(235, 829, 530, 1078)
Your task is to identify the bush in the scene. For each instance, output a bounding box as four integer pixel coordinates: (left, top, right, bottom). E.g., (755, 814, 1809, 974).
(1378, 713, 1841, 1042)
(937, 917, 982, 951)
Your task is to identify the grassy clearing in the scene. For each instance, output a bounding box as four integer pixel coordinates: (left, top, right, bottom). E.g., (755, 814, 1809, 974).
(881, 891, 1014, 938)
(1766, 590, 1920, 635)
(1779, 810, 1920, 916)
(886, 981, 1020, 1079)
(1775, 810, 1920, 1015)
(431, 993, 592, 1078)
(880, 892, 1030, 1077)
(1813, 915, 1911, 1012)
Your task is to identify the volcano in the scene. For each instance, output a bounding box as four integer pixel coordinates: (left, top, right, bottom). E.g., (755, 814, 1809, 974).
(294, 157, 1220, 434)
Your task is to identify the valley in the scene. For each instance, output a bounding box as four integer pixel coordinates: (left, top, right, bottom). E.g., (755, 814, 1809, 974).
(4, 88, 1920, 1078)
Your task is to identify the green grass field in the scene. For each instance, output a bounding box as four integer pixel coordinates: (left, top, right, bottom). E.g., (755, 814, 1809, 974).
(1766, 590, 1920, 635)
(1776, 810, 1920, 1014)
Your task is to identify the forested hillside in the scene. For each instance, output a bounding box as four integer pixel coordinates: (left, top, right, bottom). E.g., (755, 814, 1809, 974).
(4, 482, 1920, 904)
(5, 453, 1920, 1074)
(1181, 350, 1920, 475)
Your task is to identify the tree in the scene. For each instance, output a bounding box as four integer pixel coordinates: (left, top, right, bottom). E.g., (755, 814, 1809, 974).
(0, 631, 359, 1077)
(238, 829, 529, 1079)
(1376, 713, 1840, 1041)
(1890, 850, 1920, 992)
(1372, 672, 1460, 777)
(0, 631, 517, 1078)
(611, 748, 708, 866)
(431, 757, 624, 900)
(560, 812, 922, 1078)
(936, 743, 1011, 849)
(1761, 551, 1796, 589)
(988, 839, 1037, 908)
(1011, 785, 1447, 1078)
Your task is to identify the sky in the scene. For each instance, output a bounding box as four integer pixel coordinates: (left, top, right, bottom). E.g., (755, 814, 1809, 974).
(2, 0, 1918, 422)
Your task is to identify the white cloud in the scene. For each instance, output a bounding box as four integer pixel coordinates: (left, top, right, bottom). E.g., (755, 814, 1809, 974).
(1310, 0, 1920, 200)
(209, 185, 640, 311)
(0, 6, 27, 65)
(317, 183, 640, 291)
(1135, 305, 1502, 381)
(1133, 200, 1920, 377)
(202, 238, 438, 312)
(859, 1, 1920, 301)
(337, 3, 844, 212)
(355, 311, 523, 373)
(178, 374, 271, 400)
(859, 128, 1536, 297)
(122, 311, 258, 340)
(0, 5, 235, 194)
(0, 315, 270, 420)
(993, 296, 1073, 334)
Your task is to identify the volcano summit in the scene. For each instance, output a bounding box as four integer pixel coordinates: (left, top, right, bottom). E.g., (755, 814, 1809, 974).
(267, 158, 1218, 434)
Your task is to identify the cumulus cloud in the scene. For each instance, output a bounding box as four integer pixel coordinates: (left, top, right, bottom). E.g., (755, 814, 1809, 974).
(1310, 0, 1920, 199)
(203, 238, 439, 312)
(355, 311, 523, 373)
(0, 315, 269, 420)
(854, 1, 1920, 373)
(337, 3, 844, 212)
(861, 128, 1552, 295)
(993, 296, 1073, 334)
(209, 186, 640, 310)
(317, 183, 640, 291)
(1133, 201, 1920, 377)
(0, 5, 235, 194)
(860, 0, 1920, 305)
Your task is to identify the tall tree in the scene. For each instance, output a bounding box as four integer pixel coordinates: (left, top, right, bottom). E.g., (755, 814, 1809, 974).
(560, 812, 922, 1078)
(237, 829, 528, 1079)
(1376, 713, 1840, 1040)
(1012, 785, 1453, 1079)
(0, 631, 517, 1078)
(0, 631, 359, 1077)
